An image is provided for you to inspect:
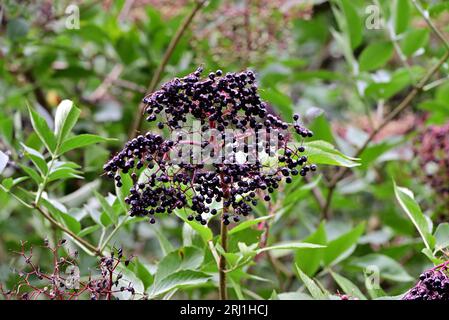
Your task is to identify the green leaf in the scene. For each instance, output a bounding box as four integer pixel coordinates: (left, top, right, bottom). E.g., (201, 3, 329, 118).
(27, 105, 56, 153)
(114, 263, 145, 300)
(0, 117, 13, 144)
(154, 247, 204, 284)
(259, 88, 293, 120)
(47, 166, 83, 182)
(94, 192, 118, 225)
(115, 172, 133, 212)
(0, 151, 8, 175)
(7, 18, 29, 41)
(54, 100, 81, 148)
(21, 143, 48, 175)
(78, 225, 100, 237)
(393, 0, 410, 35)
(338, 0, 362, 49)
(60, 212, 81, 234)
(359, 42, 394, 72)
(174, 209, 213, 243)
(400, 29, 429, 57)
(154, 228, 175, 255)
(365, 66, 423, 99)
(2, 177, 27, 192)
(434, 223, 449, 251)
(229, 216, 272, 235)
(304, 140, 359, 167)
(330, 271, 367, 300)
(308, 114, 335, 143)
(147, 270, 211, 298)
(295, 264, 327, 299)
(128, 258, 154, 289)
(393, 182, 434, 250)
(60, 134, 110, 154)
(295, 222, 327, 277)
(350, 253, 413, 282)
(19, 165, 42, 184)
(257, 241, 325, 254)
(323, 222, 365, 266)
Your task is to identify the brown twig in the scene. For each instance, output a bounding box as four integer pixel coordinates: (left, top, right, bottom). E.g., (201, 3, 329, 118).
(128, 0, 206, 138)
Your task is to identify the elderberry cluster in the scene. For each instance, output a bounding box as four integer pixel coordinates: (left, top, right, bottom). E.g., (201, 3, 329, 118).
(104, 68, 316, 225)
(403, 265, 449, 300)
(415, 123, 449, 204)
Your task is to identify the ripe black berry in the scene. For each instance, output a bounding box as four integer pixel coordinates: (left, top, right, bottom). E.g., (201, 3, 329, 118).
(104, 67, 317, 226)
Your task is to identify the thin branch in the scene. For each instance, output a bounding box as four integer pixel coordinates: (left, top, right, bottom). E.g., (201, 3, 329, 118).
(32, 202, 102, 256)
(305, 175, 326, 211)
(128, 0, 206, 138)
(412, 0, 449, 50)
(89, 65, 124, 102)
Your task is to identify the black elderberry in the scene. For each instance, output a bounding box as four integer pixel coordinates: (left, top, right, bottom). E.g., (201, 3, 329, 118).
(104, 67, 317, 226)
(403, 264, 449, 300)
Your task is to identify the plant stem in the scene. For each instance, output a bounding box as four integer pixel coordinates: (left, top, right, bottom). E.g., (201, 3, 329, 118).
(99, 216, 129, 252)
(219, 212, 228, 300)
(35, 153, 57, 205)
(128, 0, 206, 138)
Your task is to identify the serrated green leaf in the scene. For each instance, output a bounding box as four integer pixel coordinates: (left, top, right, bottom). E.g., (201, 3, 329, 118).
(94, 191, 118, 225)
(147, 270, 211, 298)
(330, 271, 367, 300)
(115, 172, 132, 212)
(359, 42, 394, 72)
(257, 241, 325, 254)
(19, 164, 42, 184)
(154, 247, 204, 284)
(295, 222, 327, 277)
(27, 105, 56, 153)
(434, 223, 449, 251)
(78, 225, 100, 237)
(259, 88, 293, 120)
(128, 258, 154, 289)
(350, 253, 413, 282)
(393, 182, 434, 250)
(60, 212, 81, 234)
(323, 223, 365, 266)
(338, 0, 362, 49)
(54, 100, 81, 148)
(154, 228, 175, 255)
(304, 140, 359, 167)
(21, 143, 48, 175)
(47, 167, 83, 182)
(393, 0, 410, 35)
(2, 177, 29, 191)
(60, 134, 110, 154)
(400, 29, 429, 57)
(295, 264, 327, 299)
(174, 209, 213, 243)
(229, 216, 272, 235)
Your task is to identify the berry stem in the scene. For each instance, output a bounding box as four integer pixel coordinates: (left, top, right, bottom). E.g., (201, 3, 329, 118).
(219, 207, 228, 300)
(129, 0, 206, 138)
